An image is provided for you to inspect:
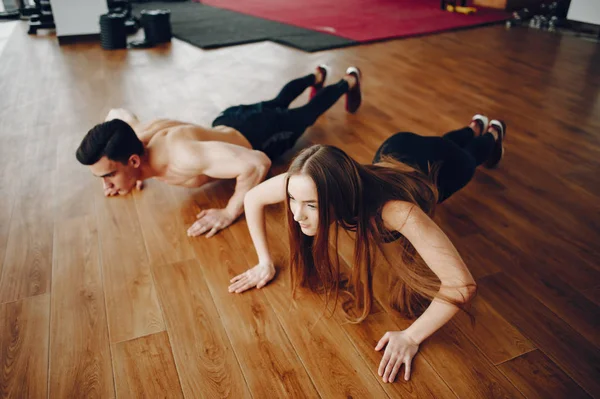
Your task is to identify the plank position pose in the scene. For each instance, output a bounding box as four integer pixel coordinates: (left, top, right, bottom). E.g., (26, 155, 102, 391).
(229, 115, 507, 382)
(75, 65, 362, 237)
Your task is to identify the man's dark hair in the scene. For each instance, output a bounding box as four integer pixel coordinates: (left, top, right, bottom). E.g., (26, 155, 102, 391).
(76, 119, 144, 165)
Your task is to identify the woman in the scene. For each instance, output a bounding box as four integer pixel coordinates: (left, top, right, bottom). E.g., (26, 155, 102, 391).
(228, 116, 506, 383)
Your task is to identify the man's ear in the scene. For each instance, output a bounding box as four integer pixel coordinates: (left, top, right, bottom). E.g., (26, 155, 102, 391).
(129, 154, 141, 168)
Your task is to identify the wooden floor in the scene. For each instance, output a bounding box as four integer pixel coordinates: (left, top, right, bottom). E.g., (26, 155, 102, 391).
(0, 20, 598, 399)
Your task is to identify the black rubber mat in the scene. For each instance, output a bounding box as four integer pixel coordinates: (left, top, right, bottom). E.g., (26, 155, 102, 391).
(131, 0, 357, 52)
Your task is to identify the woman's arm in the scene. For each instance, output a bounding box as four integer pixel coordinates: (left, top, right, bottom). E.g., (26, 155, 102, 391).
(375, 200, 476, 382)
(228, 173, 287, 293)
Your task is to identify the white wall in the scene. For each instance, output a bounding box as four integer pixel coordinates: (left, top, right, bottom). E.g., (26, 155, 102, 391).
(51, 0, 109, 36)
(567, 0, 600, 25)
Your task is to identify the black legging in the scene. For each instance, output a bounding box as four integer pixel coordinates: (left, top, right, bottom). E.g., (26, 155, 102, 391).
(212, 74, 349, 159)
(373, 129, 495, 202)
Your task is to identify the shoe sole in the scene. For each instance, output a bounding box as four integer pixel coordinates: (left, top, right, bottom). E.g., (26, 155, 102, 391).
(485, 119, 506, 169)
(345, 66, 361, 113)
(472, 114, 489, 135)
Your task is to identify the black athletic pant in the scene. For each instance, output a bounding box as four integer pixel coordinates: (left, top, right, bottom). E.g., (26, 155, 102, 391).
(212, 74, 349, 159)
(373, 128, 495, 203)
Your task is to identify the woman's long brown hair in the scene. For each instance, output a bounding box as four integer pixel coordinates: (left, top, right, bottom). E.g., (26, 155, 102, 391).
(286, 144, 474, 323)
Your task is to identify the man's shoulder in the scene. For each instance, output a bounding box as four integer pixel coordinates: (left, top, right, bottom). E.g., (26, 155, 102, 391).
(140, 119, 192, 136)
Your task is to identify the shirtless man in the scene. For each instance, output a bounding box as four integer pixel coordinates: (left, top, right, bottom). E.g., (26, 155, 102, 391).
(75, 66, 362, 237)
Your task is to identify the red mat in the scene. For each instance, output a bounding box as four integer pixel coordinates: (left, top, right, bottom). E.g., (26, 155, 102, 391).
(198, 0, 509, 42)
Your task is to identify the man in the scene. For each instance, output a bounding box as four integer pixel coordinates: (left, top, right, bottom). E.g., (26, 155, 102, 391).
(76, 66, 362, 237)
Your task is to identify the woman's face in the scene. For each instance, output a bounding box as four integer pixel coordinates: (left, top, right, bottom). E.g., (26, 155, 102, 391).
(288, 174, 319, 236)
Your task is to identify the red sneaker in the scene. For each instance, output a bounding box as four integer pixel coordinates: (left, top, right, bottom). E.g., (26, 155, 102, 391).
(308, 64, 330, 101)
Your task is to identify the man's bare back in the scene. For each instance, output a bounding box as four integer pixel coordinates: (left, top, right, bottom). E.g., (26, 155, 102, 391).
(79, 109, 270, 237)
(136, 118, 254, 188)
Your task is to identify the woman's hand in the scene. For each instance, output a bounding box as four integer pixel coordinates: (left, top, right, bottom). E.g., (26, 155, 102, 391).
(375, 330, 420, 382)
(228, 262, 275, 293)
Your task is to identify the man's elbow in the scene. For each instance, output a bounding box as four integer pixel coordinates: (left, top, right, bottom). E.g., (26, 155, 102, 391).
(253, 151, 271, 179)
(239, 152, 270, 188)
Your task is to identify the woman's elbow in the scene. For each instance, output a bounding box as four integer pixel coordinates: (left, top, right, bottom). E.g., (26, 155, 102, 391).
(458, 282, 477, 304)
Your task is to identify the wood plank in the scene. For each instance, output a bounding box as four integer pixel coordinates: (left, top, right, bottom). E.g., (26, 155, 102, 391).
(49, 216, 115, 399)
(447, 196, 600, 348)
(256, 279, 389, 398)
(0, 139, 17, 281)
(113, 331, 183, 398)
(441, 232, 507, 280)
(53, 130, 97, 221)
(502, 254, 600, 349)
(452, 295, 536, 365)
(342, 311, 457, 398)
(0, 182, 13, 283)
(498, 350, 591, 399)
(0, 195, 53, 303)
(95, 193, 165, 343)
(133, 180, 195, 266)
(153, 259, 251, 398)
(453, 187, 600, 293)
(411, 321, 525, 398)
(0, 294, 50, 399)
(0, 128, 55, 303)
(169, 184, 319, 398)
(479, 273, 600, 397)
(583, 285, 600, 307)
(0, 96, 24, 280)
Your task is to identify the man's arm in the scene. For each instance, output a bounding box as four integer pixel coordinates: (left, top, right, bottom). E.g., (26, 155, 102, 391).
(178, 140, 271, 237)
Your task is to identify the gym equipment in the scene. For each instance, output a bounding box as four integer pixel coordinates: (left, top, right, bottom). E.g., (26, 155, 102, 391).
(99, 6, 171, 50)
(100, 12, 127, 49)
(27, 0, 55, 34)
(107, 0, 139, 34)
(0, 10, 20, 19)
(505, 1, 564, 31)
(140, 9, 171, 44)
(440, 0, 466, 11)
(128, 9, 171, 48)
(0, 0, 20, 19)
(446, 5, 478, 14)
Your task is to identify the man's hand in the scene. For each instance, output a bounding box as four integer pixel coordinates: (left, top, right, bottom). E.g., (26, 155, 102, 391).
(228, 262, 275, 293)
(187, 208, 236, 238)
(104, 187, 119, 197)
(103, 180, 143, 197)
